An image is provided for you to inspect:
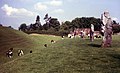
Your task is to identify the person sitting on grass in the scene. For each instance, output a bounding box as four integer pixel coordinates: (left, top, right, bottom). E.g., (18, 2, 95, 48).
(51, 40, 55, 43)
(18, 49, 24, 56)
(44, 44, 47, 48)
(6, 48, 13, 58)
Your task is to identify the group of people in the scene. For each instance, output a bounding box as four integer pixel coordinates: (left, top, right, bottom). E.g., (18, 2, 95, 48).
(67, 11, 113, 48)
(6, 48, 13, 58)
(6, 11, 113, 59)
(6, 48, 24, 58)
(90, 11, 113, 47)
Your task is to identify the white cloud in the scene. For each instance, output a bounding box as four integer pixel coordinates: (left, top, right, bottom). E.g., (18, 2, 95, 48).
(48, 0, 63, 6)
(67, 0, 73, 2)
(1, 4, 17, 16)
(66, 0, 78, 2)
(34, 0, 63, 11)
(19, 0, 32, 1)
(1, 4, 36, 17)
(34, 2, 47, 11)
(52, 9, 64, 14)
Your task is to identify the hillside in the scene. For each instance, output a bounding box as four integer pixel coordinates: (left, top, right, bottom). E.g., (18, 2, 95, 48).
(0, 32, 120, 73)
(0, 26, 35, 64)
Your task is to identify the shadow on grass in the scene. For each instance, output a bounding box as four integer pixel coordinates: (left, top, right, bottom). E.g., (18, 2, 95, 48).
(107, 54, 120, 69)
(88, 44, 101, 48)
(108, 54, 120, 60)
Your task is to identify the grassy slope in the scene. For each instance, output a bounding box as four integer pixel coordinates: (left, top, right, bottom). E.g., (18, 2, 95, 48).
(0, 27, 120, 73)
(0, 26, 35, 64)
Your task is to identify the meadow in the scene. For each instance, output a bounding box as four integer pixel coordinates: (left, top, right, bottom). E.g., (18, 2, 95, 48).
(0, 26, 120, 73)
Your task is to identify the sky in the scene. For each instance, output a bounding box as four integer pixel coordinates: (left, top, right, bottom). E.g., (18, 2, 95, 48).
(0, 0, 120, 29)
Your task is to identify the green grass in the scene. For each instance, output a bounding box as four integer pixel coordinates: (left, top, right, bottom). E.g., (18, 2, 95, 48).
(0, 26, 120, 73)
(0, 26, 35, 64)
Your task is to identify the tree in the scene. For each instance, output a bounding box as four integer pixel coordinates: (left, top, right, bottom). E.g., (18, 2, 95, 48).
(43, 23, 50, 30)
(60, 21, 72, 31)
(44, 13, 48, 20)
(59, 21, 71, 35)
(35, 15, 42, 30)
(112, 24, 120, 34)
(43, 14, 51, 30)
(113, 20, 117, 24)
(49, 18, 60, 31)
(70, 17, 101, 31)
(43, 17, 60, 31)
(19, 23, 27, 32)
(0, 24, 2, 26)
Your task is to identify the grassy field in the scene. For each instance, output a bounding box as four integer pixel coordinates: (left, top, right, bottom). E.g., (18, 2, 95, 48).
(0, 26, 36, 64)
(0, 26, 120, 73)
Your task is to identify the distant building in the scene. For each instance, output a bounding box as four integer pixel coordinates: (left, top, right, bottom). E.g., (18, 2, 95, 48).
(69, 28, 101, 37)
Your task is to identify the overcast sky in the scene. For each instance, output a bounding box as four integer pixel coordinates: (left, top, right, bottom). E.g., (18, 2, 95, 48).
(0, 0, 120, 29)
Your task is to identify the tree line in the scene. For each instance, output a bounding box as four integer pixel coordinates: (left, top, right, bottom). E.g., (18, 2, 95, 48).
(19, 14, 120, 36)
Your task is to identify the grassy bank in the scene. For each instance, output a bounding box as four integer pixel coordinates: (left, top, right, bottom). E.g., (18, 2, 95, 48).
(0, 32, 120, 73)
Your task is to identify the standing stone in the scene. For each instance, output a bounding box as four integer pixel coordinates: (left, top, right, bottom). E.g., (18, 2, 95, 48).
(105, 18, 113, 47)
(90, 24, 94, 41)
(101, 11, 113, 47)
